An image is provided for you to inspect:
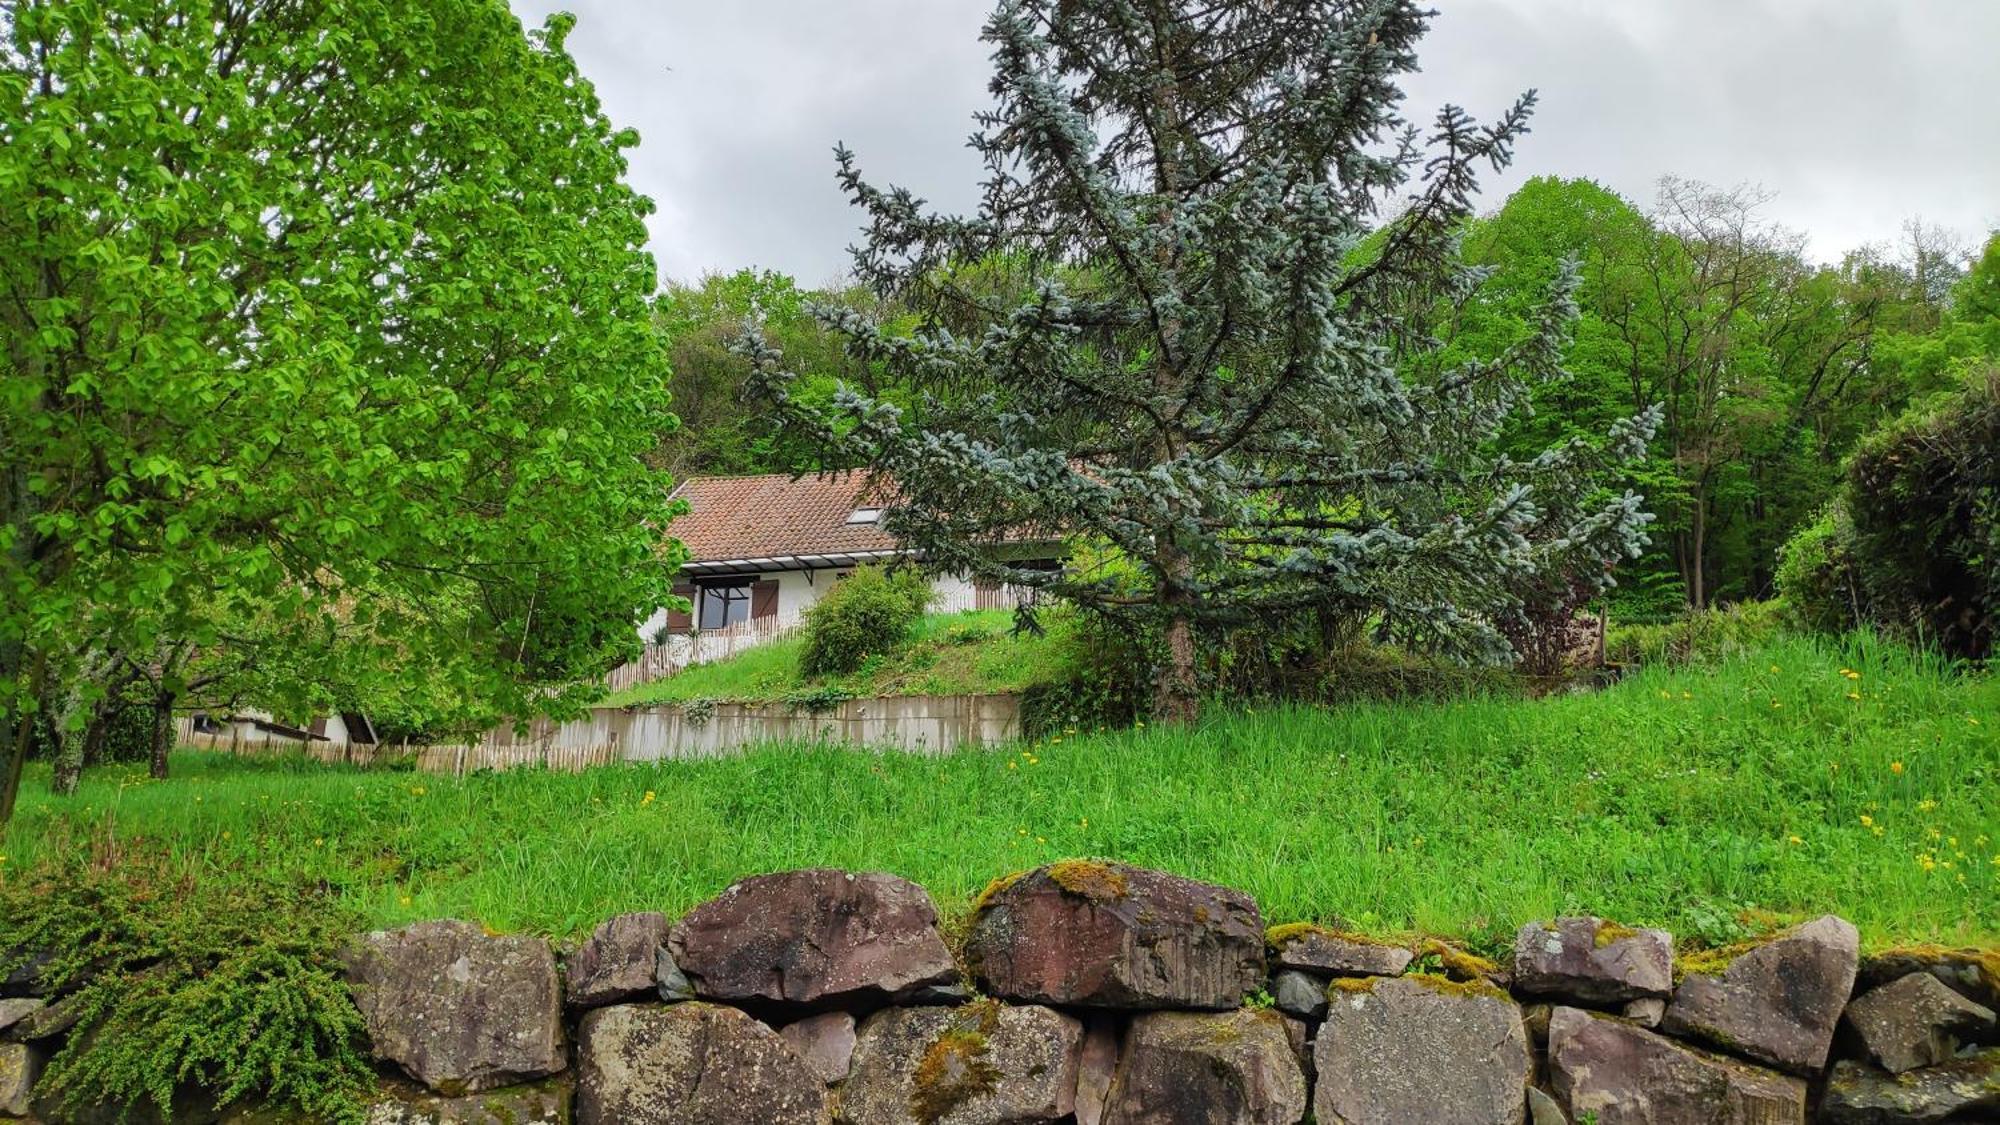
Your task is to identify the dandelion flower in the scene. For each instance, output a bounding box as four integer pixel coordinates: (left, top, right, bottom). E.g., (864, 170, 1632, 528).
(1787, 835, 1803, 845)
(1890, 761, 1904, 775)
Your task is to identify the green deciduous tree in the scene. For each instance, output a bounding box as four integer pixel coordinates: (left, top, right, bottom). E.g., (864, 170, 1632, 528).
(746, 0, 1656, 722)
(0, 0, 676, 817)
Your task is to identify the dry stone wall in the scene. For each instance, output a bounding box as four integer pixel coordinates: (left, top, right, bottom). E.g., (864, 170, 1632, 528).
(3, 863, 1998, 1123)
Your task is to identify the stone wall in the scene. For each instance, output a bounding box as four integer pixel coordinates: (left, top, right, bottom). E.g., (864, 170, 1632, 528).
(4, 862, 1997, 1123)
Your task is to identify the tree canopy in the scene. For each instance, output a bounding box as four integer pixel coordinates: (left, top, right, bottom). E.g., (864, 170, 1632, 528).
(0, 0, 676, 815)
(746, 0, 1657, 720)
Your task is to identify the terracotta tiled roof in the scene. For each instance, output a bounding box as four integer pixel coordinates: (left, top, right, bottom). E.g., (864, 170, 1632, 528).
(668, 472, 902, 564)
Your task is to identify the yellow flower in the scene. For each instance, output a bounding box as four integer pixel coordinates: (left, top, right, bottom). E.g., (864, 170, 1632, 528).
(1918, 799, 1938, 812)
(1007, 760, 1017, 770)
(1872, 826, 1885, 837)
(313, 838, 323, 847)
(1918, 854, 1937, 872)
(1890, 761, 1904, 775)
(222, 830, 232, 839)
(641, 791, 656, 806)
(1134, 720, 1146, 728)
(1843, 669, 1862, 681)
(409, 785, 426, 796)
(1771, 700, 1783, 709)
(1079, 817, 1089, 828)
(1787, 835, 1804, 845)
(1769, 665, 1781, 673)
(1859, 814, 1875, 828)
(1680, 691, 1693, 700)
(1846, 692, 1862, 701)
(1036, 836, 1046, 844)
(398, 894, 412, 907)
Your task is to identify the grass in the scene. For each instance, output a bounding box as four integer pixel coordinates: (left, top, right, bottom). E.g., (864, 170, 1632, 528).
(602, 609, 1072, 707)
(3, 633, 1996, 949)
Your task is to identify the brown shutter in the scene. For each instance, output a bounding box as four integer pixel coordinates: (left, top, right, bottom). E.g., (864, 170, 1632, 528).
(664, 582, 695, 632)
(750, 579, 780, 620)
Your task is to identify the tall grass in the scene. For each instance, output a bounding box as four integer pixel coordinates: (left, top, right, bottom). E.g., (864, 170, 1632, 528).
(4, 634, 1994, 948)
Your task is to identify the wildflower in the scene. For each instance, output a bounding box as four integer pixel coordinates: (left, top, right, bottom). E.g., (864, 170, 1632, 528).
(1890, 761, 1904, 775)
(1769, 665, 1781, 674)
(1787, 835, 1803, 845)
(1872, 826, 1885, 837)
(1079, 817, 1089, 828)
(1919, 799, 1938, 812)
(1036, 836, 1046, 844)
(398, 894, 412, 907)
(641, 790, 656, 806)
(1049, 737, 1062, 745)
(222, 830, 232, 839)
(0, 856, 7, 864)
(1017, 828, 1027, 836)
(1771, 700, 1783, 709)
(410, 785, 426, 796)
(1680, 691, 1693, 700)
(1843, 670, 1862, 681)
(1846, 692, 1861, 701)
(1918, 854, 1937, 872)
(1133, 720, 1146, 729)
(1859, 815, 1875, 828)
(1007, 760, 1017, 770)
(313, 838, 323, 847)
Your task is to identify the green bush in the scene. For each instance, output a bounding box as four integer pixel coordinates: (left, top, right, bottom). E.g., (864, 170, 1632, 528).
(797, 565, 933, 677)
(1840, 368, 1998, 658)
(0, 839, 373, 1121)
(1605, 600, 1789, 667)
(1774, 507, 1868, 636)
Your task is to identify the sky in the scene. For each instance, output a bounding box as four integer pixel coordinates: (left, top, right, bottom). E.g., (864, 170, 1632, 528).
(509, 0, 2000, 288)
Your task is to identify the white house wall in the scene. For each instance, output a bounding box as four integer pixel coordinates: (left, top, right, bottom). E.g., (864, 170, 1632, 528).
(636, 569, 1015, 644)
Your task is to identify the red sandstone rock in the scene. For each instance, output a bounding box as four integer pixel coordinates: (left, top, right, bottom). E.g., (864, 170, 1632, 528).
(1102, 1009, 1307, 1125)
(1513, 917, 1673, 1005)
(967, 862, 1264, 1010)
(1312, 976, 1529, 1125)
(667, 869, 959, 1011)
(575, 1002, 829, 1125)
(1547, 1004, 1805, 1125)
(1658, 914, 1859, 1075)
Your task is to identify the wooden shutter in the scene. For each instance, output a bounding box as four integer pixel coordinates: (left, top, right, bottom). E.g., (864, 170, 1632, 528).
(664, 582, 695, 633)
(750, 579, 780, 620)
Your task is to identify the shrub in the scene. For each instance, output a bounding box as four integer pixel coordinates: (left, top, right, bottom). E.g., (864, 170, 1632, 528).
(1840, 368, 1998, 658)
(0, 839, 373, 1121)
(1604, 600, 1788, 667)
(798, 565, 933, 677)
(1774, 507, 1868, 636)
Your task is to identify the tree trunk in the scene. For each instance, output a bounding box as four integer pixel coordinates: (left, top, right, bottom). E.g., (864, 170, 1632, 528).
(149, 690, 174, 780)
(1152, 610, 1198, 726)
(0, 651, 46, 826)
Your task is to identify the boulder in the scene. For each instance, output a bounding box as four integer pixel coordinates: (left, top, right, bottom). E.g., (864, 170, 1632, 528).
(575, 1002, 829, 1125)
(1312, 976, 1529, 1125)
(1821, 1051, 2000, 1124)
(1525, 1086, 1568, 1125)
(1658, 914, 1858, 1075)
(364, 1076, 573, 1124)
(567, 911, 670, 1010)
(1271, 970, 1328, 1021)
(839, 1002, 1081, 1125)
(1266, 926, 1413, 977)
(1102, 1009, 1307, 1125)
(968, 862, 1263, 1010)
(1546, 1005, 1806, 1125)
(0, 1041, 43, 1118)
(1857, 947, 2000, 1009)
(0, 998, 43, 1036)
(1513, 918, 1672, 1005)
(1074, 1016, 1119, 1125)
(343, 920, 566, 1096)
(779, 1011, 857, 1085)
(9, 991, 82, 1041)
(1844, 972, 1996, 1074)
(1621, 998, 1665, 1028)
(668, 869, 958, 1011)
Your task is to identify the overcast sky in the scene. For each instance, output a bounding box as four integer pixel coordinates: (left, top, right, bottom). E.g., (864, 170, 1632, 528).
(510, 0, 2000, 288)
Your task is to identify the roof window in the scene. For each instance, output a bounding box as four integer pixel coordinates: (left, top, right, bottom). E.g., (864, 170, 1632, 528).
(846, 507, 883, 525)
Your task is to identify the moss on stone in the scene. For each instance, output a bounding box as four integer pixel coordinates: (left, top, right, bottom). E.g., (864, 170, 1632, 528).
(1265, 922, 1405, 951)
(1421, 939, 1500, 981)
(1868, 944, 2000, 992)
(1406, 972, 1511, 1002)
(1593, 921, 1642, 949)
(1328, 976, 1379, 995)
(909, 1025, 1000, 1124)
(1045, 860, 1129, 902)
(970, 870, 1029, 914)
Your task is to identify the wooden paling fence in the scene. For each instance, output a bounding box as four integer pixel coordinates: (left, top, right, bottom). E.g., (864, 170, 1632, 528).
(601, 616, 792, 695)
(177, 728, 619, 777)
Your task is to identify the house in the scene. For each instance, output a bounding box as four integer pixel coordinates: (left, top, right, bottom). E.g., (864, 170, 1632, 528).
(637, 471, 1062, 645)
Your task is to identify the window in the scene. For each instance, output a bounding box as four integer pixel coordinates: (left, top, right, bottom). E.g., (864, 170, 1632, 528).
(697, 581, 753, 630)
(846, 507, 883, 525)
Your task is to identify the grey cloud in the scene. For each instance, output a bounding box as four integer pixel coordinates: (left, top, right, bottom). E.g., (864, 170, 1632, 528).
(512, 0, 2000, 285)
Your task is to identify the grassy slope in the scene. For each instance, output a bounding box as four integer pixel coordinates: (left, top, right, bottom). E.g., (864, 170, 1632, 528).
(5, 634, 1995, 948)
(602, 610, 1066, 706)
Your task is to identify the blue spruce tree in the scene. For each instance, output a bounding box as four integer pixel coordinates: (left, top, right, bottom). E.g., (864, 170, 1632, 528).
(746, 0, 1658, 722)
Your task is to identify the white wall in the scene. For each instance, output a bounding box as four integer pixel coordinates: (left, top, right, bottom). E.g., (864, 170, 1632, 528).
(636, 568, 1022, 644)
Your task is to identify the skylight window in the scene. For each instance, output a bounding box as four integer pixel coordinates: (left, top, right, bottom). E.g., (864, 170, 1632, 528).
(846, 507, 883, 525)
